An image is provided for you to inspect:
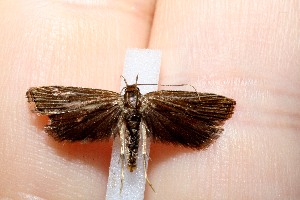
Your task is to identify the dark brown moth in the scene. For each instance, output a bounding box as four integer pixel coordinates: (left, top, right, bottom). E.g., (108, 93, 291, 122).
(26, 81, 236, 190)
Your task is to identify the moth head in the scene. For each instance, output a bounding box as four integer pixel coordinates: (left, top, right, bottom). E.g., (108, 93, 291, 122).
(125, 84, 139, 93)
(123, 84, 142, 108)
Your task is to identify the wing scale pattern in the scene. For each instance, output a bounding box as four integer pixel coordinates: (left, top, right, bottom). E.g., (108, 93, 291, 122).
(26, 86, 123, 141)
(141, 90, 235, 149)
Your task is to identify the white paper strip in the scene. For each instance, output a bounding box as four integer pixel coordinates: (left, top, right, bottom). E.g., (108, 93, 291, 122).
(105, 49, 161, 200)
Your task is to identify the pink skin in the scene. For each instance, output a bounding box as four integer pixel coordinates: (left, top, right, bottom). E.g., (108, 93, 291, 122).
(0, 1, 299, 199)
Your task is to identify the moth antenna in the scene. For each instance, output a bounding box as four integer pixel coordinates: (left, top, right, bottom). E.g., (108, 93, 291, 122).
(160, 83, 201, 100)
(120, 75, 128, 86)
(135, 74, 139, 85)
(186, 84, 201, 100)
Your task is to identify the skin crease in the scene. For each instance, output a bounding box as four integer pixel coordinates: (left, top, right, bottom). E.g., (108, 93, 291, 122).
(0, 0, 299, 199)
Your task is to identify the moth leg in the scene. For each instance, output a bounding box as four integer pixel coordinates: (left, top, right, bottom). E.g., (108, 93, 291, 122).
(119, 123, 126, 193)
(141, 123, 155, 192)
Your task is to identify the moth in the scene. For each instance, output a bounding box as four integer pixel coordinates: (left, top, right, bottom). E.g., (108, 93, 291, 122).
(26, 78, 236, 190)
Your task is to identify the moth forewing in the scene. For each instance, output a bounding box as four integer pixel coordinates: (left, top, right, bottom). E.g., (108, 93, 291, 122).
(26, 86, 123, 142)
(140, 90, 236, 149)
